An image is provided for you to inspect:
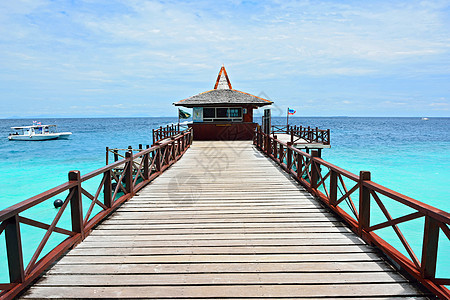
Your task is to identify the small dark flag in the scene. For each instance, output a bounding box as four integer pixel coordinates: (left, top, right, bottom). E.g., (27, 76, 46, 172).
(178, 109, 191, 119)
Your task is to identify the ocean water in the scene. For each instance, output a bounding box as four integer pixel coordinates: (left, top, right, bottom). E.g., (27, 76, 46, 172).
(0, 117, 449, 284)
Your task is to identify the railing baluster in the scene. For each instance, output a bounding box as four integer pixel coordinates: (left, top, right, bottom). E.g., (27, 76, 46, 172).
(421, 216, 440, 279)
(5, 215, 25, 283)
(359, 171, 371, 236)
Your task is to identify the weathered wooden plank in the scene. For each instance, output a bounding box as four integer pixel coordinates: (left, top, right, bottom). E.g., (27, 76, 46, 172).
(34, 272, 407, 286)
(78, 238, 366, 247)
(21, 284, 425, 299)
(88, 227, 352, 235)
(47, 261, 394, 275)
(69, 245, 375, 256)
(99, 221, 346, 228)
(56, 252, 383, 264)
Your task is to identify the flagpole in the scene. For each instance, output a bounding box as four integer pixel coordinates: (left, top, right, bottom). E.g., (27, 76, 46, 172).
(286, 107, 289, 126)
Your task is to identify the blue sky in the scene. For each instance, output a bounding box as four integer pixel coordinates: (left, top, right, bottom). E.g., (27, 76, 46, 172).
(0, 0, 449, 118)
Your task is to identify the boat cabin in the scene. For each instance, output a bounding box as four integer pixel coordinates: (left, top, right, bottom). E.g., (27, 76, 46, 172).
(10, 125, 57, 136)
(173, 66, 272, 140)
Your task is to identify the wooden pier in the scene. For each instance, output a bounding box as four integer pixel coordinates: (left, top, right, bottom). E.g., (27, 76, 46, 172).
(21, 141, 428, 299)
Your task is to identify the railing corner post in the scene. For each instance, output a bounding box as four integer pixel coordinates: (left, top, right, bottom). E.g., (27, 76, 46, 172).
(421, 216, 439, 279)
(5, 214, 25, 283)
(68, 170, 84, 238)
(359, 171, 371, 236)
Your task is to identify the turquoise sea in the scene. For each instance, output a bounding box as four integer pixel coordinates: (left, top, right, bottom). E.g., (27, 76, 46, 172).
(0, 117, 449, 284)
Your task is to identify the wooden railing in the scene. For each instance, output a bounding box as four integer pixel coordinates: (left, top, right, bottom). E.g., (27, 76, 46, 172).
(271, 125, 330, 145)
(254, 128, 449, 299)
(0, 129, 193, 300)
(152, 124, 189, 144)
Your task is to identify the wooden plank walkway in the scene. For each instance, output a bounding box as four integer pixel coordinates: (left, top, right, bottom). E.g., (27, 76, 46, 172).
(21, 141, 427, 299)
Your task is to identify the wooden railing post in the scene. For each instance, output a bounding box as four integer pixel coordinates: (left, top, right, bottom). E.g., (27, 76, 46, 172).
(258, 128, 262, 148)
(359, 171, 371, 236)
(103, 170, 112, 208)
(154, 144, 161, 172)
(113, 150, 119, 162)
(164, 144, 170, 165)
(421, 216, 439, 279)
(105, 147, 109, 165)
(310, 150, 319, 189)
(273, 135, 278, 159)
(287, 142, 293, 169)
(329, 170, 338, 206)
(5, 215, 25, 283)
(279, 144, 284, 163)
(296, 152, 303, 180)
(68, 170, 84, 238)
(125, 152, 134, 195)
(143, 152, 150, 180)
(171, 137, 176, 162)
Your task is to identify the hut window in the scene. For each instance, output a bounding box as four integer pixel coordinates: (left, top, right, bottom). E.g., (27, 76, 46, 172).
(229, 108, 241, 117)
(204, 108, 215, 118)
(201, 107, 243, 122)
(217, 108, 228, 117)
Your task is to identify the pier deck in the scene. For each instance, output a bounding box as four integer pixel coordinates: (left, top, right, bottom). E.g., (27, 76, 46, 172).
(22, 141, 426, 299)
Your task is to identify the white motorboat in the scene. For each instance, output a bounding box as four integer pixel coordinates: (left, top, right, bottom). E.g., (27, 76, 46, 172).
(8, 124, 72, 141)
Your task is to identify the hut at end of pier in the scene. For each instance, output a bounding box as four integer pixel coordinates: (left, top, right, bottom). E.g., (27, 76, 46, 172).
(173, 66, 272, 140)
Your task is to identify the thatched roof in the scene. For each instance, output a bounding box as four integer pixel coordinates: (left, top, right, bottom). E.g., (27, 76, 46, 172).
(173, 66, 273, 108)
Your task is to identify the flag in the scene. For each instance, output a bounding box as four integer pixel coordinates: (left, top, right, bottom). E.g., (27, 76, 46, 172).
(288, 108, 296, 115)
(178, 109, 191, 119)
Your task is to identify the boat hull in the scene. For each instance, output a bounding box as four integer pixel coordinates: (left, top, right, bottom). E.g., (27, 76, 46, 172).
(8, 132, 72, 141)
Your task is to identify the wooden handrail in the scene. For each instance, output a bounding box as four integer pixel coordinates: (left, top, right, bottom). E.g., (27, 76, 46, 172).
(271, 125, 330, 145)
(152, 124, 189, 144)
(0, 129, 193, 300)
(254, 127, 449, 299)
